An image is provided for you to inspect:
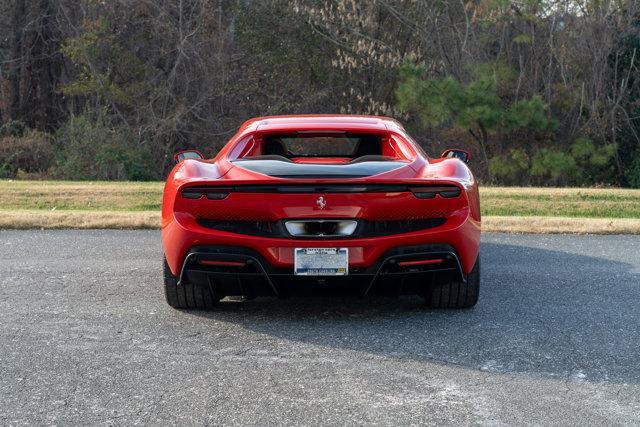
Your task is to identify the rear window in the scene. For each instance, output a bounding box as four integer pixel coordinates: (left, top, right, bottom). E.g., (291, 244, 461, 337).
(265, 134, 381, 157)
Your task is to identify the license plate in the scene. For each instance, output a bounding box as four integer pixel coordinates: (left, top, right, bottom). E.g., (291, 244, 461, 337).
(294, 248, 348, 276)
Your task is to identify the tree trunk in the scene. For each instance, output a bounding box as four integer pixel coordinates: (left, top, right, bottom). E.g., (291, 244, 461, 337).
(7, 0, 26, 121)
(474, 121, 491, 182)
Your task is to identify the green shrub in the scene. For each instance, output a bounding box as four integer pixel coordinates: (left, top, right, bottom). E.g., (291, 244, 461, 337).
(531, 148, 577, 185)
(0, 120, 27, 137)
(488, 148, 530, 184)
(570, 137, 615, 185)
(0, 130, 55, 178)
(627, 156, 640, 188)
(54, 113, 159, 181)
(528, 137, 616, 186)
(93, 141, 158, 181)
(0, 164, 10, 179)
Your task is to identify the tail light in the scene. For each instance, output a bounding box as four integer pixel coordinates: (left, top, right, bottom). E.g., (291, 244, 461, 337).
(199, 259, 245, 267)
(181, 187, 230, 200)
(397, 258, 443, 267)
(411, 186, 461, 199)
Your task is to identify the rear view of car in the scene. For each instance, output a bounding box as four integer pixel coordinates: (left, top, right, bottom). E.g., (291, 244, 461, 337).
(162, 115, 481, 309)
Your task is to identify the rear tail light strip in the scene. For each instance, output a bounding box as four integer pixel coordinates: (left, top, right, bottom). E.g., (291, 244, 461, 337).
(397, 258, 443, 267)
(410, 186, 461, 199)
(181, 188, 230, 200)
(199, 259, 245, 267)
(181, 184, 461, 198)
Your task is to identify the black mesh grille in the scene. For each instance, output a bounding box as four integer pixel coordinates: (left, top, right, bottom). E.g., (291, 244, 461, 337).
(196, 220, 283, 237)
(196, 218, 446, 238)
(358, 218, 446, 237)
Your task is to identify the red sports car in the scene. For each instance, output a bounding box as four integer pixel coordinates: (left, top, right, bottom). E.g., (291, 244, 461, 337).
(162, 115, 481, 309)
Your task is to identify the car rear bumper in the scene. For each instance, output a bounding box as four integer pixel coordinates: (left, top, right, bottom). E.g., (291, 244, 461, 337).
(162, 208, 480, 280)
(179, 244, 466, 298)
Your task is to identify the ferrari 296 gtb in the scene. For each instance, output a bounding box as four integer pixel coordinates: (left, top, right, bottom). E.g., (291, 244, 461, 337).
(162, 115, 481, 309)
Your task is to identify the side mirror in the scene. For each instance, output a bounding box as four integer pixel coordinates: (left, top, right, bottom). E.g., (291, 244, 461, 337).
(173, 150, 204, 163)
(441, 149, 470, 164)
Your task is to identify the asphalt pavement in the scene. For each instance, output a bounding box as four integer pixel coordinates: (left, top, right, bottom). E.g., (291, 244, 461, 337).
(1, 230, 639, 425)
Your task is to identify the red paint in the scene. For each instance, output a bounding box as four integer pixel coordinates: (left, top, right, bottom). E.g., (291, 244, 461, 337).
(162, 115, 480, 277)
(398, 258, 444, 267)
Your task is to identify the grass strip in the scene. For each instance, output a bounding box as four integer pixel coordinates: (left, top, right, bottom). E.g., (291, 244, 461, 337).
(482, 216, 640, 235)
(2, 181, 640, 232)
(0, 210, 159, 230)
(481, 187, 640, 218)
(1, 210, 639, 234)
(0, 180, 162, 211)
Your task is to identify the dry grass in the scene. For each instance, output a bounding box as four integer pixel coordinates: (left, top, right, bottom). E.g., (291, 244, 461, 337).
(0, 210, 159, 230)
(483, 216, 640, 235)
(1, 180, 640, 233)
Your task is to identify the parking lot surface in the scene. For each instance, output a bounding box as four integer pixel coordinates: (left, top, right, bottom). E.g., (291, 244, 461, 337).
(1, 230, 639, 424)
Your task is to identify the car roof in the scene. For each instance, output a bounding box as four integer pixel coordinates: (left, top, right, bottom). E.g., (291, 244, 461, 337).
(238, 114, 404, 134)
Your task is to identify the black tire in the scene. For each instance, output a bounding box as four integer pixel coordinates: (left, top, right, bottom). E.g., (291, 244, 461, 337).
(163, 257, 219, 309)
(424, 256, 480, 309)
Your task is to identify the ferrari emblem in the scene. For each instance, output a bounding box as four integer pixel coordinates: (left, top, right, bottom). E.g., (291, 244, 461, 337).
(316, 196, 326, 210)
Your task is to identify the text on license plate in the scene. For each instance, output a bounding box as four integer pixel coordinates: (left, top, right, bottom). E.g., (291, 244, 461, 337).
(294, 248, 348, 276)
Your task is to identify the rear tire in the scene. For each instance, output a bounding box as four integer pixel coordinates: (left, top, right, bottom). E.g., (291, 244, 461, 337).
(424, 256, 480, 309)
(164, 257, 219, 309)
